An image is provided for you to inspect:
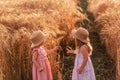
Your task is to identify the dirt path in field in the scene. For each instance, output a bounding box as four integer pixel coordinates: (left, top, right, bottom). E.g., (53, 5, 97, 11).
(90, 30, 116, 80)
(61, 0, 116, 80)
(80, 0, 116, 80)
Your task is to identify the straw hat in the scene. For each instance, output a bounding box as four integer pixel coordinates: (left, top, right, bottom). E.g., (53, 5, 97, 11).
(30, 30, 48, 48)
(72, 27, 89, 43)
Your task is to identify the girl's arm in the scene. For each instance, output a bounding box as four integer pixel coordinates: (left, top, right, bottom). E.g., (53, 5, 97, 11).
(66, 46, 76, 54)
(77, 45, 88, 74)
(32, 52, 43, 71)
(46, 46, 60, 55)
(66, 49, 76, 54)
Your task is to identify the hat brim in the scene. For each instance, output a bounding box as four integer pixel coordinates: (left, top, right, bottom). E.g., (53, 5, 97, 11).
(71, 29, 89, 43)
(31, 34, 48, 48)
(71, 29, 77, 37)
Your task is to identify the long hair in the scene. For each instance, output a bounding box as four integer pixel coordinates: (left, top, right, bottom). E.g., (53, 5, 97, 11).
(76, 39, 93, 55)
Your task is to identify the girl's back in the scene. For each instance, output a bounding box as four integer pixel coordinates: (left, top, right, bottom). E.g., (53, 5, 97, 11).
(32, 46, 52, 80)
(72, 45, 96, 80)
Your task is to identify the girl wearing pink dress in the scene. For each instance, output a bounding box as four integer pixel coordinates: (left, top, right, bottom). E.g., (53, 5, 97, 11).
(67, 27, 96, 80)
(30, 30, 59, 80)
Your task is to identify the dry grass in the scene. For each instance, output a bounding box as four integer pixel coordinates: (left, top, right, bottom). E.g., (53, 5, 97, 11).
(0, 0, 85, 80)
(88, 0, 120, 80)
(88, 0, 120, 18)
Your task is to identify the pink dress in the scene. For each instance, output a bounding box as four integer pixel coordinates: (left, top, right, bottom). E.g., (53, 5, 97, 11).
(72, 50, 96, 80)
(32, 46, 52, 80)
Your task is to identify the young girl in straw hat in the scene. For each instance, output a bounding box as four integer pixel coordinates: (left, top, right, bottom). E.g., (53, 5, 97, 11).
(30, 30, 59, 80)
(67, 27, 96, 80)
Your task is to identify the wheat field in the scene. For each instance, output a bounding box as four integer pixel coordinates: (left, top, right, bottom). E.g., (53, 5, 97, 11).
(88, 0, 120, 80)
(0, 0, 85, 80)
(1, 0, 120, 80)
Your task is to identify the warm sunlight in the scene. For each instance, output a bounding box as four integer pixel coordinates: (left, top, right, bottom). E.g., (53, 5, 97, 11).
(0, 0, 120, 80)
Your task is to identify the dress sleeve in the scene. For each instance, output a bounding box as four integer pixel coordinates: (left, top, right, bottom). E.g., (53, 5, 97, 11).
(32, 48, 38, 54)
(39, 47, 47, 56)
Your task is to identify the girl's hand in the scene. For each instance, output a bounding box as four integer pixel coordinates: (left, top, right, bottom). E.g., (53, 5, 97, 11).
(66, 46, 74, 54)
(66, 48, 71, 54)
(47, 46, 62, 55)
(77, 67, 83, 74)
(38, 67, 44, 72)
(54, 46, 61, 52)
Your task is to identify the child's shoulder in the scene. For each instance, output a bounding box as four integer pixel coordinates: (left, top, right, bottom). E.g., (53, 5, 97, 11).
(81, 45, 88, 49)
(32, 48, 39, 54)
(80, 45, 88, 52)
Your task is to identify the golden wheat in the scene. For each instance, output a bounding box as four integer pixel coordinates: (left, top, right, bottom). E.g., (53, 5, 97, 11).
(88, 0, 120, 79)
(0, 0, 85, 80)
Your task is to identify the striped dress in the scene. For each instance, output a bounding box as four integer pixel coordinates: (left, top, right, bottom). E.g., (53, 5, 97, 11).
(72, 50, 96, 80)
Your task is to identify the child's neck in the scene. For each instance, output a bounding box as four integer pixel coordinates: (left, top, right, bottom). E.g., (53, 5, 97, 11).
(34, 45, 44, 49)
(76, 46, 81, 49)
(39, 45, 44, 48)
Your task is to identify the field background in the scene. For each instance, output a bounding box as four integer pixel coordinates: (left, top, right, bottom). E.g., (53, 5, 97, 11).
(0, 0, 120, 80)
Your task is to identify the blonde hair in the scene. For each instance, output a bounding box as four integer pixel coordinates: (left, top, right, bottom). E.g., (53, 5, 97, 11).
(86, 42, 93, 55)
